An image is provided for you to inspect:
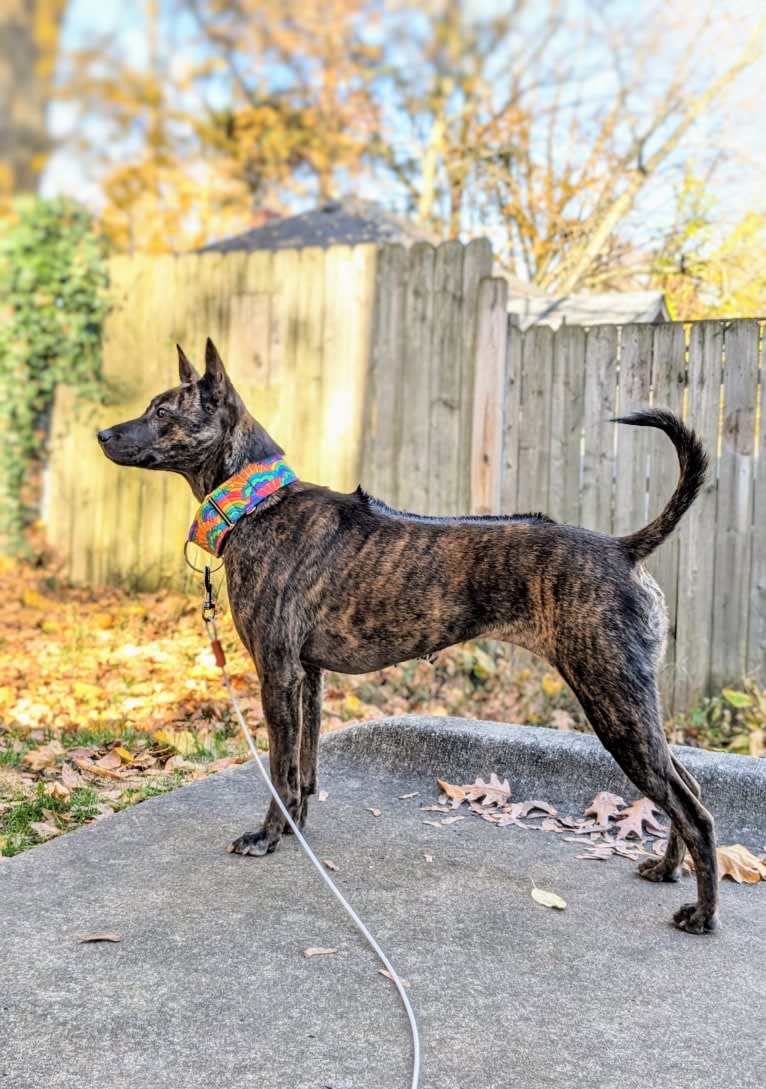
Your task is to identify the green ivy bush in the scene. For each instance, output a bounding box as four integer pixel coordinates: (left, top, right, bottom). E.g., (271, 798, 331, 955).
(0, 198, 110, 553)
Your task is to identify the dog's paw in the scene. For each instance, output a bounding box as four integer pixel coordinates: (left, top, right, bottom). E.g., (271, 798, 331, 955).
(672, 902, 719, 934)
(227, 830, 281, 857)
(637, 855, 681, 883)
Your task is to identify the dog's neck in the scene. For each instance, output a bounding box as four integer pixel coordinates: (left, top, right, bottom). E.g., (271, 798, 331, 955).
(185, 414, 284, 501)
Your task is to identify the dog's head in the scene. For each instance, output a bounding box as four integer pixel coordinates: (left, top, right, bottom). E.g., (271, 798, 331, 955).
(97, 338, 247, 477)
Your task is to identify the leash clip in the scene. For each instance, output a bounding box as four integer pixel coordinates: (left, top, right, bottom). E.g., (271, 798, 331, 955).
(201, 563, 226, 667)
(202, 564, 216, 622)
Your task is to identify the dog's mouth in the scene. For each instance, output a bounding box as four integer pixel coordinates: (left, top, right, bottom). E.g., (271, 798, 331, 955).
(97, 432, 159, 468)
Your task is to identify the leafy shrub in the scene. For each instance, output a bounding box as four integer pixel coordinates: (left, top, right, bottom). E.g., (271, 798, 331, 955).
(0, 198, 110, 552)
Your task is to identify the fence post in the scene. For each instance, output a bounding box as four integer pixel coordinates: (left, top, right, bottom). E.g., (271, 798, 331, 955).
(470, 277, 508, 515)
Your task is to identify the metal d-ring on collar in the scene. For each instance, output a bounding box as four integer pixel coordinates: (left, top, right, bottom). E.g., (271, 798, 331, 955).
(183, 539, 224, 575)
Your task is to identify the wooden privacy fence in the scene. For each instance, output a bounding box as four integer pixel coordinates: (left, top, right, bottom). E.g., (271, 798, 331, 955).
(45, 239, 765, 709)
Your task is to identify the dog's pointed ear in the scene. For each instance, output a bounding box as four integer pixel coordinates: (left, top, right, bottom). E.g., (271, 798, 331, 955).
(177, 345, 200, 384)
(202, 337, 229, 399)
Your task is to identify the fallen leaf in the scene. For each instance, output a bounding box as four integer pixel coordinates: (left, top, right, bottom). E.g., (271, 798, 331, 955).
(94, 750, 122, 771)
(576, 846, 615, 861)
(61, 763, 83, 790)
(74, 758, 125, 781)
(366, 807, 381, 817)
(614, 798, 667, 840)
(436, 778, 466, 808)
(323, 859, 338, 872)
(22, 740, 64, 772)
(685, 843, 766, 883)
(318, 790, 329, 802)
(44, 781, 70, 801)
(303, 947, 337, 958)
(153, 728, 197, 756)
(531, 885, 566, 910)
(440, 815, 465, 825)
(613, 844, 641, 860)
(464, 773, 511, 807)
(79, 934, 121, 943)
(399, 792, 418, 799)
(29, 821, 61, 840)
(584, 791, 626, 826)
(379, 968, 411, 988)
(423, 853, 433, 863)
(524, 800, 558, 817)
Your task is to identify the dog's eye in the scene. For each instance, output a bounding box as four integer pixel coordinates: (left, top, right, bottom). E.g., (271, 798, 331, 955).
(156, 407, 168, 418)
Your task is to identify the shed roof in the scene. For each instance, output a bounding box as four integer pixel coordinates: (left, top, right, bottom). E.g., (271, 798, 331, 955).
(199, 199, 433, 253)
(507, 290, 670, 330)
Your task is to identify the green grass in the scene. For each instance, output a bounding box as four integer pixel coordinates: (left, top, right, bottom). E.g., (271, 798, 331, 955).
(0, 784, 101, 857)
(117, 772, 187, 807)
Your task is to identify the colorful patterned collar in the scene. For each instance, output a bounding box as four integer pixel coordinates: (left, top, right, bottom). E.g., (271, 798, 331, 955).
(187, 456, 297, 556)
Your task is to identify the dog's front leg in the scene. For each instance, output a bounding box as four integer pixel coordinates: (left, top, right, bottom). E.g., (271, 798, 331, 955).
(290, 665, 322, 832)
(228, 666, 303, 857)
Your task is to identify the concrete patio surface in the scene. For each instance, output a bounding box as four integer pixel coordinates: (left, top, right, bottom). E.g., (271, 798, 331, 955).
(1, 716, 765, 1089)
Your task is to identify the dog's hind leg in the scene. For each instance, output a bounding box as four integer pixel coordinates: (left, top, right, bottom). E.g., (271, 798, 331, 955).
(228, 664, 304, 857)
(559, 660, 719, 933)
(288, 665, 322, 833)
(637, 756, 701, 883)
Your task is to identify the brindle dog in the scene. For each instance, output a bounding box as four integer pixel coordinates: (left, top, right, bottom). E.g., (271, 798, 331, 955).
(98, 338, 719, 933)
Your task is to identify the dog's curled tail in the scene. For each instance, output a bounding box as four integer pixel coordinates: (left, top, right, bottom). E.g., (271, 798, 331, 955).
(614, 408, 708, 564)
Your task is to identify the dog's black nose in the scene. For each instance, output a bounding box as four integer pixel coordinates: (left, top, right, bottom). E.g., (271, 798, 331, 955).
(97, 429, 113, 445)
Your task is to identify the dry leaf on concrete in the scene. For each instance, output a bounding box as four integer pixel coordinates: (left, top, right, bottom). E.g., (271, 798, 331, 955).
(685, 843, 766, 883)
(584, 791, 626, 825)
(379, 969, 411, 987)
(464, 773, 511, 807)
(531, 885, 567, 910)
(436, 778, 467, 808)
(576, 846, 615, 861)
(613, 798, 667, 839)
(303, 947, 337, 958)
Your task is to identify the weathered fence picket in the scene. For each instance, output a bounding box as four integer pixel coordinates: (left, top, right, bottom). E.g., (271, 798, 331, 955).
(43, 240, 765, 708)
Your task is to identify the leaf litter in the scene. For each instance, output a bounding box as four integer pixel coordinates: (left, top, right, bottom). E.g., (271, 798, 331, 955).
(425, 774, 766, 885)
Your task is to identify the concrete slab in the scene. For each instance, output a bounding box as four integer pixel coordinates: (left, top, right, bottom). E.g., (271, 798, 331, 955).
(1, 716, 765, 1089)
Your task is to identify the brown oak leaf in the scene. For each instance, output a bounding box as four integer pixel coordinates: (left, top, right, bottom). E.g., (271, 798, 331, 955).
(436, 778, 467, 808)
(463, 773, 511, 807)
(584, 791, 626, 826)
(613, 798, 667, 839)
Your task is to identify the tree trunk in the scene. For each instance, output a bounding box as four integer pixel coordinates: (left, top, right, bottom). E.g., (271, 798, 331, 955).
(0, 0, 66, 198)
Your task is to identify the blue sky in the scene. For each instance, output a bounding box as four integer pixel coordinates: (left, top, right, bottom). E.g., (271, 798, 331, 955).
(42, 0, 766, 248)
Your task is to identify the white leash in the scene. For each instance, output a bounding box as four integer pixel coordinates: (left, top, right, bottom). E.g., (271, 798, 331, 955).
(199, 566, 421, 1089)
